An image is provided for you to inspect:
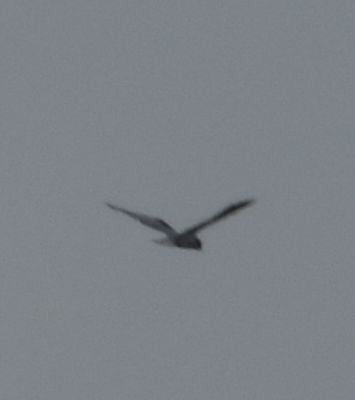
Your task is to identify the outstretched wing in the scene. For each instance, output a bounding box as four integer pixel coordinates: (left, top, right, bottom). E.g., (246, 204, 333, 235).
(105, 202, 176, 236)
(180, 199, 255, 236)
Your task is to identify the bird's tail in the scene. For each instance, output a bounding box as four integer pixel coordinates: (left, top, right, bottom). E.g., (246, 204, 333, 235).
(153, 237, 175, 247)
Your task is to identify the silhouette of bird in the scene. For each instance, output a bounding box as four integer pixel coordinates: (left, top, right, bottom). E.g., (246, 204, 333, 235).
(105, 199, 255, 250)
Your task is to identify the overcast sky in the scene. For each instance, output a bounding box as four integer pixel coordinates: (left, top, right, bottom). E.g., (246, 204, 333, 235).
(1, 1, 354, 399)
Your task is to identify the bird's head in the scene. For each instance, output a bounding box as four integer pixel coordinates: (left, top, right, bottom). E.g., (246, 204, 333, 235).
(187, 237, 202, 250)
(194, 238, 202, 250)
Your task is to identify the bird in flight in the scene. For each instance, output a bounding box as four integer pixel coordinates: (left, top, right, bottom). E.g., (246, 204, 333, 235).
(105, 199, 255, 250)
(106, 199, 255, 250)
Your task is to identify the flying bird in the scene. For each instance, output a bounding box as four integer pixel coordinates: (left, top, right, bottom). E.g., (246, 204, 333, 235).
(105, 199, 255, 250)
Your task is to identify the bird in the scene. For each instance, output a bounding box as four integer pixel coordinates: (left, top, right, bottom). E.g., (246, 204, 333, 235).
(105, 199, 255, 250)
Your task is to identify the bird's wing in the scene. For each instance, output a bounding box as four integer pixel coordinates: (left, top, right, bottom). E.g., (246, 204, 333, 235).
(105, 202, 176, 236)
(180, 199, 255, 235)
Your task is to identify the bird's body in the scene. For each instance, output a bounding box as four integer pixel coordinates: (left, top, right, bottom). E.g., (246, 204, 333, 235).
(106, 199, 255, 250)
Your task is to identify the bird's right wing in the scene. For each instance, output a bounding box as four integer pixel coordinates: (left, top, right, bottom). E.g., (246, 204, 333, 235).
(180, 199, 255, 236)
(105, 202, 176, 236)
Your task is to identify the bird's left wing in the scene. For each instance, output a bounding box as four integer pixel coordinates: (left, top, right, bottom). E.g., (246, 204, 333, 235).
(105, 202, 176, 236)
(180, 199, 255, 236)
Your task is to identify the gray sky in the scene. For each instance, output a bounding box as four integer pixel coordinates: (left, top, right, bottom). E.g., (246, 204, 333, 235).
(1, 1, 354, 399)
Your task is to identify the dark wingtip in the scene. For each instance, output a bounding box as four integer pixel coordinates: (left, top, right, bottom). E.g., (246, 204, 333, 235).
(239, 198, 256, 207)
(105, 201, 117, 210)
(228, 199, 255, 213)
